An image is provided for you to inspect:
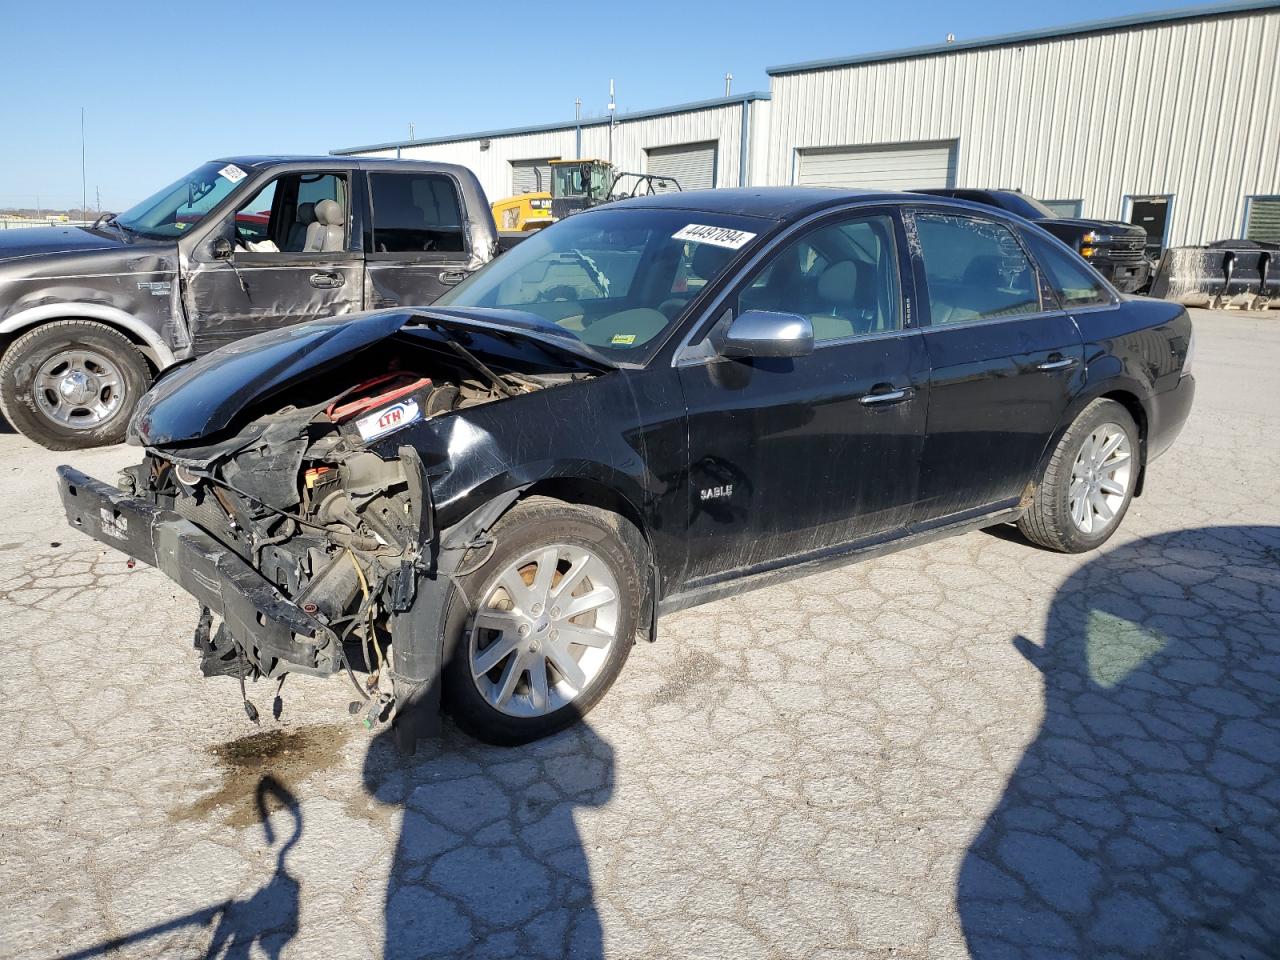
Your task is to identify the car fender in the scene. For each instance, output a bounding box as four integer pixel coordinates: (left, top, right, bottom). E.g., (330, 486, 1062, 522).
(0, 302, 177, 369)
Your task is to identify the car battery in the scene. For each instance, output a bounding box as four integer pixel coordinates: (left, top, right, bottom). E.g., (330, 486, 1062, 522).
(326, 373, 435, 444)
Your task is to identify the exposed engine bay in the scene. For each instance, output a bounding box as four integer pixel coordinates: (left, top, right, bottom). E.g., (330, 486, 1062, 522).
(109, 328, 592, 720)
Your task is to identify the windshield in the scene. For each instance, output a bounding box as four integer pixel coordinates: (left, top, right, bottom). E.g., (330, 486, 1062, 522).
(1006, 193, 1059, 220)
(114, 161, 249, 238)
(436, 207, 774, 362)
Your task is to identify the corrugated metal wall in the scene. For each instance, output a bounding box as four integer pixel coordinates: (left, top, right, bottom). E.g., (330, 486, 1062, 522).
(767, 7, 1280, 246)
(356, 101, 762, 205)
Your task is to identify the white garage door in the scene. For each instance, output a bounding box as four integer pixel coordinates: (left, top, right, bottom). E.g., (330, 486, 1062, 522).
(796, 141, 957, 191)
(511, 158, 555, 194)
(646, 141, 718, 191)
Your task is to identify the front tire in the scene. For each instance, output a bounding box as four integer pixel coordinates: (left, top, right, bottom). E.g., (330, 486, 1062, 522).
(1018, 399, 1139, 553)
(441, 497, 645, 745)
(0, 320, 150, 450)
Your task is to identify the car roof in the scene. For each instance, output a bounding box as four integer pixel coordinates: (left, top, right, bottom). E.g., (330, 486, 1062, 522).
(608, 187, 1010, 223)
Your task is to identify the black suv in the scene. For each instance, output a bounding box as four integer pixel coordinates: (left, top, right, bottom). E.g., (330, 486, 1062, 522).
(919, 189, 1151, 294)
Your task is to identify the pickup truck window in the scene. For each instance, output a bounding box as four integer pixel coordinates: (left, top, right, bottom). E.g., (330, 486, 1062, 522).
(914, 213, 1043, 324)
(233, 173, 348, 254)
(369, 173, 465, 254)
(1023, 231, 1113, 308)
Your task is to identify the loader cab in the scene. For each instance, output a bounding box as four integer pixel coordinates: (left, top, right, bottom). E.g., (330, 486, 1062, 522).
(550, 159, 614, 220)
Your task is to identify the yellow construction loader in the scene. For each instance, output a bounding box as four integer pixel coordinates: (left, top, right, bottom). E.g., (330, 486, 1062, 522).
(491, 159, 678, 232)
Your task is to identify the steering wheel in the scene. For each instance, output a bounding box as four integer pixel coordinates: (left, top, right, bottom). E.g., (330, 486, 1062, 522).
(233, 225, 254, 250)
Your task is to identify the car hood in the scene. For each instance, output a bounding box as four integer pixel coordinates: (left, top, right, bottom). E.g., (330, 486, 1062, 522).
(0, 224, 132, 261)
(130, 307, 611, 447)
(1048, 217, 1147, 237)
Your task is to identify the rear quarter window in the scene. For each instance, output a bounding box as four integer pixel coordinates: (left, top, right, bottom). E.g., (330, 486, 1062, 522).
(1022, 231, 1114, 308)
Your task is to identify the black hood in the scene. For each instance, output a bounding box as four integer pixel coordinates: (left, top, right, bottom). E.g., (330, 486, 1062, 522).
(130, 308, 611, 447)
(0, 225, 133, 261)
(1048, 217, 1147, 237)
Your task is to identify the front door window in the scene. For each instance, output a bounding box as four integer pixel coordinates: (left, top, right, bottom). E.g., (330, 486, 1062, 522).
(233, 173, 349, 255)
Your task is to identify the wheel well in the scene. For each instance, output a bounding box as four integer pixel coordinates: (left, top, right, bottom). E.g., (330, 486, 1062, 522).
(519, 477, 658, 621)
(1099, 389, 1149, 495)
(521, 478, 649, 545)
(0, 317, 163, 377)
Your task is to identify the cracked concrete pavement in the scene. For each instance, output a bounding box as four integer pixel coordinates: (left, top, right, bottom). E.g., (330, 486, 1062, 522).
(1, 309, 1277, 959)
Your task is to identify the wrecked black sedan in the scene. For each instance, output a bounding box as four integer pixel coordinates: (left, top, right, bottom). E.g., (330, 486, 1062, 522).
(57, 189, 1195, 746)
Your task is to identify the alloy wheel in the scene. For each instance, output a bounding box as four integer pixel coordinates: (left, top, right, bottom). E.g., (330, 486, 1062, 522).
(1068, 422, 1133, 535)
(32, 349, 126, 430)
(468, 543, 620, 718)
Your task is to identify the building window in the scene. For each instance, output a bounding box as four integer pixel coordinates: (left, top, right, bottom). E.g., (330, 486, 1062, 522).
(1041, 199, 1083, 218)
(1244, 196, 1280, 245)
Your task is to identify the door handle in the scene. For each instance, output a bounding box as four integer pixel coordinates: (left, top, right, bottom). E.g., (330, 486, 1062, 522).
(309, 272, 343, 289)
(1037, 356, 1078, 371)
(859, 387, 911, 406)
(439, 270, 468, 286)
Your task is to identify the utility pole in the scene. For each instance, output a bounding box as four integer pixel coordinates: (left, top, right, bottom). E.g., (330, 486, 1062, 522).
(95, 185, 101, 215)
(575, 97, 582, 158)
(80, 107, 87, 219)
(607, 79, 616, 166)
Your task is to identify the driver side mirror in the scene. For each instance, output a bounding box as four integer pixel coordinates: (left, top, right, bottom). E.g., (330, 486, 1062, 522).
(211, 237, 234, 260)
(717, 310, 814, 359)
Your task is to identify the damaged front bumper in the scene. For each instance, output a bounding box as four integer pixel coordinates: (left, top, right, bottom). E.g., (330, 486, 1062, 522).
(56, 466, 341, 677)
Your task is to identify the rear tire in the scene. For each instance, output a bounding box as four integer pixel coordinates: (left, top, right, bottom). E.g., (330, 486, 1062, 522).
(1018, 399, 1139, 553)
(441, 496, 644, 745)
(0, 320, 150, 450)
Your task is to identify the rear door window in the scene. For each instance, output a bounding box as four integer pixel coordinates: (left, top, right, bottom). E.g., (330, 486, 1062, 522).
(1022, 231, 1114, 308)
(911, 213, 1044, 324)
(369, 173, 466, 255)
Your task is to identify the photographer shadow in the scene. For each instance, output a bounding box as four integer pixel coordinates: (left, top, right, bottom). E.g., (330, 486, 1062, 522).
(958, 525, 1280, 957)
(363, 720, 615, 959)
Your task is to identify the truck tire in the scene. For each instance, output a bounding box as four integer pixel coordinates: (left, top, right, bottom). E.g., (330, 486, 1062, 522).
(1018, 399, 1140, 553)
(441, 496, 644, 745)
(0, 320, 150, 450)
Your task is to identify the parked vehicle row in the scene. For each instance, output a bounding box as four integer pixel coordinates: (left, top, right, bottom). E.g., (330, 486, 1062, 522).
(57, 188, 1195, 747)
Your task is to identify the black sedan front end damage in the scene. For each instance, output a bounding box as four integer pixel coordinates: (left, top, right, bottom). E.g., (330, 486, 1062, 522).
(55, 308, 607, 742)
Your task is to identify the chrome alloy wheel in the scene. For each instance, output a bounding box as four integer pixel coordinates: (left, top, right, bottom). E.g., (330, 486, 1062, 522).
(468, 543, 620, 718)
(1068, 422, 1133, 535)
(32, 349, 126, 430)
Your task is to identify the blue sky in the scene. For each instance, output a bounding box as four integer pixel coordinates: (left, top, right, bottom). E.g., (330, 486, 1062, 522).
(0, 0, 1219, 211)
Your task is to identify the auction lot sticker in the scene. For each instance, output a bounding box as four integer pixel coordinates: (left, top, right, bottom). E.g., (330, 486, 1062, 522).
(672, 224, 757, 249)
(218, 164, 247, 183)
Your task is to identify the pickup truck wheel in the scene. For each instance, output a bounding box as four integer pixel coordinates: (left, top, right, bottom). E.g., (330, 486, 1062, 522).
(1018, 399, 1139, 553)
(442, 497, 643, 745)
(0, 320, 150, 450)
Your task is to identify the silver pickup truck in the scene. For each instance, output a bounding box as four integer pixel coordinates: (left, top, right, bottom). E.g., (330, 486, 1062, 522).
(0, 156, 498, 449)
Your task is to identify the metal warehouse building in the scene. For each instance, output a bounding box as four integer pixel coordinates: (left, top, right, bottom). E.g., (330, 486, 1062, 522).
(334, 93, 771, 205)
(764, 0, 1280, 251)
(335, 1, 1279, 252)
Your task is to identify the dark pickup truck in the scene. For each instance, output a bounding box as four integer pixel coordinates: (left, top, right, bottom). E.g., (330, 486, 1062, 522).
(0, 157, 500, 450)
(919, 189, 1152, 294)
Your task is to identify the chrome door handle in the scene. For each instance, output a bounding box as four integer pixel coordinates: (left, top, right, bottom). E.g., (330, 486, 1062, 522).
(309, 272, 343, 289)
(1037, 357, 1077, 371)
(439, 270, 468, 285)
(859, 388, 909, 406)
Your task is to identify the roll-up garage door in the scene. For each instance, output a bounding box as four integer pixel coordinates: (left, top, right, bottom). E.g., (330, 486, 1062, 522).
(646, 141, 718, 191)
(796, 141, 957, 191)
(511, 158, 555, 194)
